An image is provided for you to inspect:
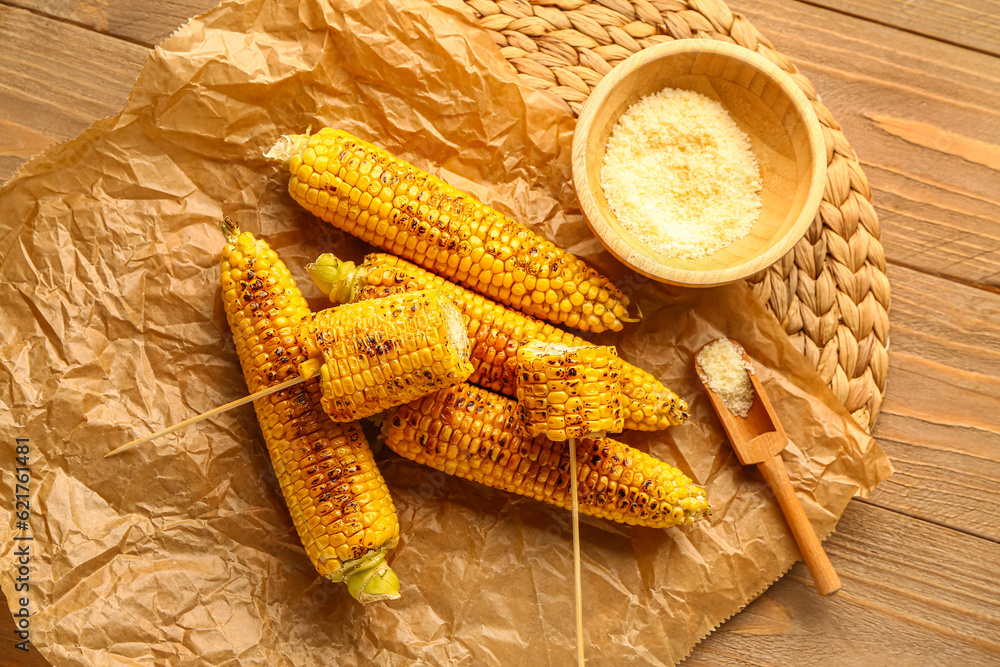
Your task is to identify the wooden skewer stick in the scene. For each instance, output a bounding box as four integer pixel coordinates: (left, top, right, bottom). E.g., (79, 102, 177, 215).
(568, 436, 585, 666)
(104, 375, 307, 458)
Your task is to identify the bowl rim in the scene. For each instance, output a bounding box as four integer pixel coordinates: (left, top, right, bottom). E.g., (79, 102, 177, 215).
(571, 39, 827, 287)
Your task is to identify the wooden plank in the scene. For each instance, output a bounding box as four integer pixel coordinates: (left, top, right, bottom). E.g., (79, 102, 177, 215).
(0, 4, 148, 183)
(807, 0, 1000, 58)
(687, 500, 1000, 666)
(0, 630, 48, 665)
(4, 500, 996, 666)
(727, 0, 1000, 288)
(2, 0, 218, 46)
(866, 263, 1000, 540)
(4, 0, 1000, 284)
(0, 0, 997, 664)
(0, 625, 48, 667)
(8, 0, 1000, 60)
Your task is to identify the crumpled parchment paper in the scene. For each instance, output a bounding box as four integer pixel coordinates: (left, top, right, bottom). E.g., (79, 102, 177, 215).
(0, 0, 892, 664)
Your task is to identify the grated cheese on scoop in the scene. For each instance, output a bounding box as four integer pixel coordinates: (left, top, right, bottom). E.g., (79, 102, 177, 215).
(697, 339, 755, 417)
(600, 88, 762, 259)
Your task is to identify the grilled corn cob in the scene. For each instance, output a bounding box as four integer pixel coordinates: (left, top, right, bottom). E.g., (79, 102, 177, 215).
(309, 252, 689, 430)
(383, 383, 710, 528)
(299, 290, 473, 422)
(220, 219, 401, 603)
(516, 341, 623, 441)
(267, 127, 634, 333)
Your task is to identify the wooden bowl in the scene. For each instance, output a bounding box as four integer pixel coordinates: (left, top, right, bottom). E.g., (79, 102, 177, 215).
(572, 41, 826, 287)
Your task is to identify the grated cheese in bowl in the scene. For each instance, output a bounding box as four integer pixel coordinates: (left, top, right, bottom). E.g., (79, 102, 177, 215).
(697, 338, 755, 417)
(600, 88, 763, 259)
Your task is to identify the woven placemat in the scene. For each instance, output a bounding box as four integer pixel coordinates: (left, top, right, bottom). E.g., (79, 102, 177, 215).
(462, 0, 890, 431)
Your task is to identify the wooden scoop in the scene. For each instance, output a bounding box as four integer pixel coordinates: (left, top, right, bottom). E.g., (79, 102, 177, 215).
(695, 339, 842, 596)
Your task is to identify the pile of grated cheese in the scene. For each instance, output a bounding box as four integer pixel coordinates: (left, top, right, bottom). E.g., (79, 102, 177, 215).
(600, 88, 763, 259)
(697, 338, 755, 417)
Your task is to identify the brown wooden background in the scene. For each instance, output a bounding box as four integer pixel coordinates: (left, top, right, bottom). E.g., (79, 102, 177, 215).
(2, 0, 999, 664)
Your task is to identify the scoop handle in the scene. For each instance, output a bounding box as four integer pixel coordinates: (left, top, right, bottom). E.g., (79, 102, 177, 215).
(757, 454, 842, 596)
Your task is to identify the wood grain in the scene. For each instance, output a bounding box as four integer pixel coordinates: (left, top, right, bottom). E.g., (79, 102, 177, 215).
(757, 454, 842, 596)
(867, 263, 1000, 540)
(4, 500, 997, 666)
(5, 0, 1000, 287)
(728, 0, 1000, 288)
(0, 635, 49, 667)
(3, 0, 218, 46)
(807, 0, 1000, 57)
(10, 0, 1000, 62)
(699, 339, 842, 596)
(0, 4, 148, 183)
(697, 340, 788, 466)
(687, 500, 1000, 666)
(1, 0, 999, 665)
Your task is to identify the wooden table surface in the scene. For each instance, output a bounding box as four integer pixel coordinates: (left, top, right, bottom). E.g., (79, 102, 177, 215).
(2, 0, 998, 664)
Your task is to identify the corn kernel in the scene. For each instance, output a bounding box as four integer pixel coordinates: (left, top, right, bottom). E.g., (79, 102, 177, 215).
(314, 252, 689, 431)
(220, 220, 400, 591)
(383, 383, 709, 529)
(303, 289, 473, 421)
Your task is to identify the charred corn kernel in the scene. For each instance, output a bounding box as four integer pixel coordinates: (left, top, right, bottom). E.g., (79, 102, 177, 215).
(300, 289, 473, 421)
(219, 218, 400, 604)
(309, 252, 689, 430)
(267, 128, 634, 333)
(383, 383, 710, 528)
(515, 341, 623, 441)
